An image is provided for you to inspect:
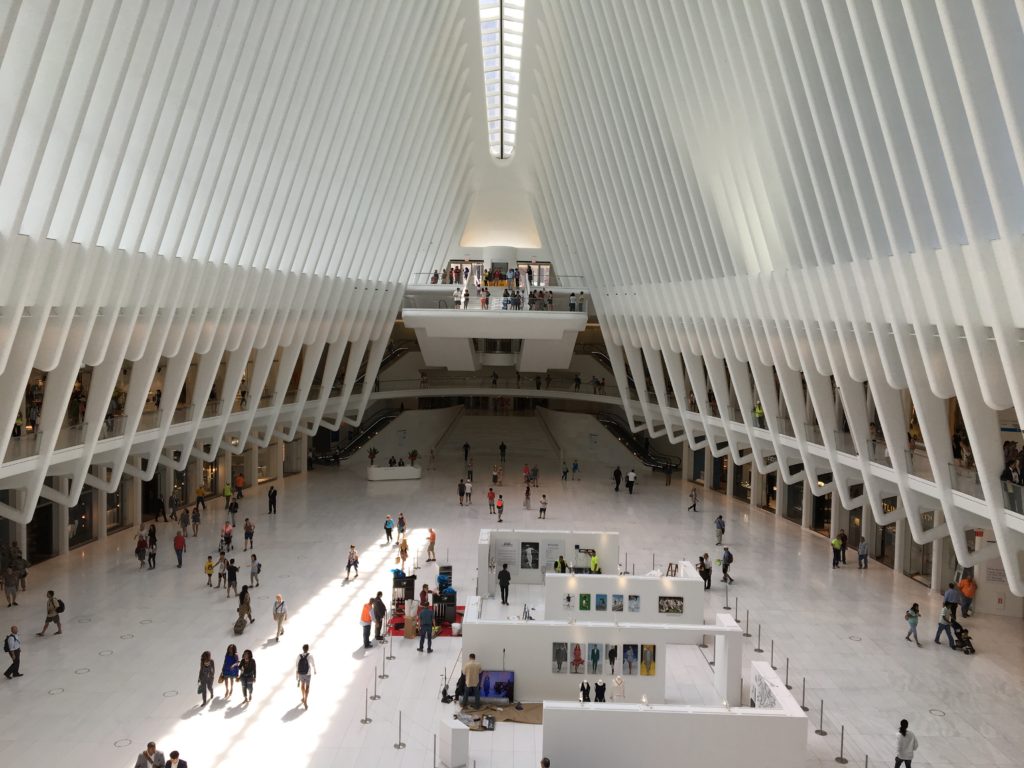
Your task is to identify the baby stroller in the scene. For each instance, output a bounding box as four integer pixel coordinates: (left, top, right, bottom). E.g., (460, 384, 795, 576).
(952, 621, 975, 654)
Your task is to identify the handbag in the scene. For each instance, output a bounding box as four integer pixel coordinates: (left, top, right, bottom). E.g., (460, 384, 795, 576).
(217, 673, 225, 684)
(197, 683, 204, 695)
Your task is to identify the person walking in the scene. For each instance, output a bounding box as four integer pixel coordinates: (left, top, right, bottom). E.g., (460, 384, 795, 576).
(958, 574, 977, 617)
(838, 529, 848, 564)
(268, 485, 277, 515)
(398, 536, 409, 571)
(216, 551, 228, 588)
(497, 563, 511, 605)
(226, 559, 239, 597)
(243, 518, 255, 551)
(346, 545, 359, 579)
(273, 594, 288, 640)
(228, 498, 239, 528)
(204, 556, 215, 586)
(523, 484, 531, 510)
(613, 466, 623, 492)
(238, 586, 254, 625)
(720, 547, 734, 583)
(360, 597, 374, 649)
(397, 512, 407, 539)
(249, 554, 260, 587)
(3, 626, 21, 678)
(857, 537, 869, 569)
(296, 644, 316, 709)
(572, 459, 580, 480)
(417, 601, 434, 653)
(147, 538, 157, 570)
(700, 553, 712, 589)
(894, 719, 919, 767)
(191, 505, 200, 537)
(457, 479, 466, 506)
(197, 650, 215, 705)
(36, 591, 62, 636)
(221, 644, 239, 698)
(714, 515, 725, 545)
(904, 603, 921, 646)
(687, 487, 699, 512)
(943, 582, 962, 621)
(426, 528, 437, 562)
(222, 482, 233, 509)
(384, 515, 394, 544)
(561, 462, 569, 481)
(462, 653, 482, 709)
(487, 487, 496, 514)
(463, 441, 471, 462)
(934, 604, 955, 649)
(499, 442, 507, 463)
(831, 535, 842, 569)
(133, 742, 165, 768)
(173, 532, 185, 568)
(234, 472, 245, 499)
(4, 566, 19, 606)
(538, 494, 548, 519)
(372, 591, 387, 643)
(239, 649, 256, 703)
(464, 480, 473, 504)
(495, 494, 504, 522)
(166, 750, 187, 768)
(625, 468, 637, 494)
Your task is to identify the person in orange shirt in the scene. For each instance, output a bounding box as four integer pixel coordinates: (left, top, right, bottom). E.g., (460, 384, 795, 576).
(958, 575, 977, 617)
(427, 528, 437, 562)
(360, 598, 374, 649)
(234, 472, 245, 499)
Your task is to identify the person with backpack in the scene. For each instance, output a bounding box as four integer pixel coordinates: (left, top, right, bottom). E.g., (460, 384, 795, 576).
(372, 591, 387, 643)
(249, 554, 261, 587)
(720, 547, 735, 584)
(831, 535, 843, 569)
(37, 590, 63, 636)
(3, 625, 21, 678)
(496, 494, 504, 522)
(272, 594, 287, 640)
(346, 545, 359, 579)
(296, 644, 316, 709)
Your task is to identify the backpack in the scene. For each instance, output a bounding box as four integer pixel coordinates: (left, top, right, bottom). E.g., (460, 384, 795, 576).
(56, 599, 65, 613)
(3, 634, 12, 652)
(297, 653, 310, 675)
(257, 562, 262, 574)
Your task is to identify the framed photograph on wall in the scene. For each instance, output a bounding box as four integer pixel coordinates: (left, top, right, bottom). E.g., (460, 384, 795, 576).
(657, 596, 685, 614)
(611, 594, 624, 612)
(552, 642, 568, 673)
(570, 642, 585, 674)
(640, 644, 656, 676)
(621, 643, 638, 675)
(595, 593, 608, 611)
(605, 643, 618, 675)
(587, 643, 602, 674)
(628, 594, 640, 612)
(520, 542, 540, 570)
(579, 593, 591, 611)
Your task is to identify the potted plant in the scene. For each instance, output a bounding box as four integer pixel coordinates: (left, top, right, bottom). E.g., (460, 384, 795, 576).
(408, 449, 419, 467)
(367, 446, 379, 465)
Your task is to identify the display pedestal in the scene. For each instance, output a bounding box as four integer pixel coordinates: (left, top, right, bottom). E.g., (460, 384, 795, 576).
(438, 717, 469, 768)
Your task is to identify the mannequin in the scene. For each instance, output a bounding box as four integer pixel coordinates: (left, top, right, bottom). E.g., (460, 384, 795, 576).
(579, 679, 591, 702)
(594, 679, 606, 702)
(612, 675, 625, 701)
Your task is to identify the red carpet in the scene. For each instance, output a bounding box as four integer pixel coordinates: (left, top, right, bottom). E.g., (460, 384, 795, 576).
(388, 606, 465, 637)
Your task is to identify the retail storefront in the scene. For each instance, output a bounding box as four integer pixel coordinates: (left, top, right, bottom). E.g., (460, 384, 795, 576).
(761, 471, 778, 512)
(710, 446, 728, 493)
(68, 489, 95, 549)
(903, 509, 935, 587)
(202, 459, 220, 500)
(27, 496, 55, 563)
(690, 446, 705, 485)
(106, 480, 129, 534)
(258, 443, 278, 484)
(811, 473, 832, 535)
(784, 476, 803, 525)
(872, 498, 897, 570)
(731, 461, 751, 503)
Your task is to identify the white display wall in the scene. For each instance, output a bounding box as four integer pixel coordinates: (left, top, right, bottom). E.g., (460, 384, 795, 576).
(460, 599, 742, 705)
(543, 563, 703, 624)
(477, 528, 620, 595)
(542, 662, 806, 768)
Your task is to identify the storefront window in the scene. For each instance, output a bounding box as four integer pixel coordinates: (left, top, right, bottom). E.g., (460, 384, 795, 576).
(690, 448, 705, 484)
(202, 460, 219, 499)
(711, 446, 729, 492)
(173, 467, 189, 509)
(68, 489, 95, 549)
(106, 481, 129, 534)
(0, 491, 12, 564)
(258, 444, 278, 484)
(763, 472, 777, 512)
(903, 509, 934, 587)
(27, 497, 55, 563)
(811, 473, 832, 535)
(784, 480, 803, 524)
(732, 462, 751, 503)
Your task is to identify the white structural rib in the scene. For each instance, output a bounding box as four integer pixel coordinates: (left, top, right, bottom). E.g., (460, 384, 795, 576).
(525, 0, 1024, 594)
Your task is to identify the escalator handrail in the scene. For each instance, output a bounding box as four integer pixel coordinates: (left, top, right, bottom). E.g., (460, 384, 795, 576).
(595, 412, 682, 469)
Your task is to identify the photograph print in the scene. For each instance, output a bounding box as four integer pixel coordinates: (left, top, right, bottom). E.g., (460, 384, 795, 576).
(552, 642, 569, 673)
(570, 642, 585, 674)
(605, 643, 618, 675)
(628, 594, 640, 612)
(587, 642, 602, 674)
(579, 593, 591, 611)
(611, 594, 624, 612)
(658, 596, 685, 614)
(520, 541, 540, 570)
(621, 643, 639, 675)
(595, 593, 608, 611)
(640, 644, 656, 676)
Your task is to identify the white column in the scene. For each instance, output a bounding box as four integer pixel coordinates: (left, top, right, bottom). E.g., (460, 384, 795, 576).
(800, 480, 813, 529)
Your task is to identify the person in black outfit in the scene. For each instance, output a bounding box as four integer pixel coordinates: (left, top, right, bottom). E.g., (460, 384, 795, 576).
(268, 486, 277, 515)
(463, 442, 471, 461)
(497, 564, 511, 605)
(372, 591, 387, 643)
(612, 467, 622, 492)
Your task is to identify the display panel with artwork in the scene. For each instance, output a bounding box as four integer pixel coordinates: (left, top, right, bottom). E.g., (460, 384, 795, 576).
(658, 596, 685, 614)
(480, 670, 515, 703)
(628, 594, 640, 612)
(611, 594, 624, 612)
(520, 542, 539, 570)
(621, 643, 638, 675)
(552, 642, 568, 673)
(640, 644, 656, 676)
(587, 642, 602, 674)
(570, 642, 585, 674)
(605, 643, 618, 675)
(595, 593, 607, 611)
(579, 593, 591, 611)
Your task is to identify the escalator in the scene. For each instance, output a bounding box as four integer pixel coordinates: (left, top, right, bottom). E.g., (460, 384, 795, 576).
(595, 412, 681, 471)
(588, 350, 637, 392)
(312, 407, 402, 465)
(355, 345, 411, 387)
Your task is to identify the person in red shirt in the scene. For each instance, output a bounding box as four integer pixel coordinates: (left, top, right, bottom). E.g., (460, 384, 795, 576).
(173, 532, 186, 568)
(487, 488, 496, 515)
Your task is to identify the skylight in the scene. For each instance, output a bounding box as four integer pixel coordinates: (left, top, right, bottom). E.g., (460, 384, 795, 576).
(480, 0, 524, 160)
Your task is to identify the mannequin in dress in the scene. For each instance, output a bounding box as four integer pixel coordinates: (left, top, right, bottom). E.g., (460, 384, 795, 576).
(579, 679, 591, 702)
(594, 679, 606, 702)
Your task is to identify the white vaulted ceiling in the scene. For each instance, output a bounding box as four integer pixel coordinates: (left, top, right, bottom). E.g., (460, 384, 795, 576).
(3, 1, 1024, 592)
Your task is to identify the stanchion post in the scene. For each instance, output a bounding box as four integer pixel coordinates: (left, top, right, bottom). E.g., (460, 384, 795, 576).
(754, 624, 764, 653)
(361, 688, 372, 724)
(835, 724, 848, 763)
(742, 608, 751, 637)
(800, 677, 809, 711)
(652, 553, 655, 571)
(434, 734, 437, 767)
(371, 668, 381, 700)
(815, 700, 828, 736)
(734, 597, 739, 623)
(387, 629, 396, 661)
(699, 633, 708, 649)
(722, 580, 731, 610)
(709, 637, 716, 667)
(394, 710, 407, 749)
(770, 639, 777, 670)
(784, 657, 792, 689)
(379, 647, 389, 679)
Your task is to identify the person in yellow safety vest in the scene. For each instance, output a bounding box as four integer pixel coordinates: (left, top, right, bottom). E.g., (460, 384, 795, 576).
(590, 553, 600, 573)
(753, 400, 765, 428)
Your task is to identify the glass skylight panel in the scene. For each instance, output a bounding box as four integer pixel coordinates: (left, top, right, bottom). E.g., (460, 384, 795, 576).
(479, 0, 525, 160)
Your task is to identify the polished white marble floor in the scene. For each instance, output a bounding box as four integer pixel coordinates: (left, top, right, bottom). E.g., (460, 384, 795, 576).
(2, 412, 1022, 767)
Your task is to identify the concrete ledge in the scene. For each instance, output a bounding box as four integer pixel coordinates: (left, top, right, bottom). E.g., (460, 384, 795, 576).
(366, 465, 422, 481)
